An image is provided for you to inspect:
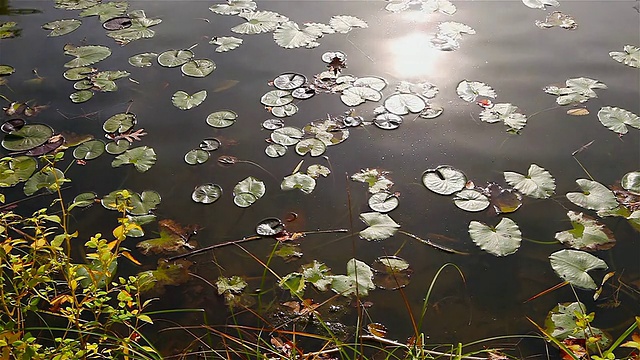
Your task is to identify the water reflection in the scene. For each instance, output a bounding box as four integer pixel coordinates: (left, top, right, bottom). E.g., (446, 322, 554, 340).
(387, 32, 443, 78)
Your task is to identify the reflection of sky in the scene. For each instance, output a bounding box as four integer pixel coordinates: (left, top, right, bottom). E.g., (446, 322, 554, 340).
(387, 31, 443, 78)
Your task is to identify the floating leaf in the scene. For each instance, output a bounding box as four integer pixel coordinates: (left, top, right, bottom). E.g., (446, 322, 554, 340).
(270, 103, 298, 117)
(271, 127, 303, 146)
(233, 176, 265, 207)
(469, 217, 521, 256)
(199, 138, 220, 151)
(128, 52, 157, 67)
(487, 183, 522, 214)
(106, 11, 161, 44)
(102, 16, 132, 30)
(181, 59, 216, 78)
(544, 302, 612, 350)
(421, 0, 457, 14)
(295, 138, 326, 157)
(597, 106, 640, 134)
(1, 119, 24, 133)
(609, 45, 640, 68)
(210, 36, 243, 52)
(374, 113, 403, 130)
(550, 250, 609, 295)
(292, 86, 315, 100)
(157, 49, 194, 68)
(273, 73, 306, 90)
(103, 113, 136, 133)
(622, 171, 640, 195)
(330, 259, 375, 297)
(137, 220, 196, 255)
(63, 66, 95, 80)
(231, 11, 288, 35)
(397, 81, 438, 98)
(23, 168, 65, 196)
(206, 110, 237, 128)
(209, 0, 256, 15)
(172, 90, 207, 110)
(535, 11, 577, 30)
(192, 184, 223, 204)
(216, 275, 248, 295)
(138, 259, 192, 294)
(79, 2, 128, 22)
(0, 156, 37, 187)
(453, 189, 490, 212)
(256, 217, 285, 236)
(303, 119, 349, 146)
(127, 190, 162, 215)
(567, 107, 589, 116)
(2, 124, 54, 151)
(184, 149, 209, 165)
(281, 173, 316, 194)
(42, 19, 82, 36)
(0, 65, 15, 76)
(456, 80, 496, 102)
(437, 21, 476, 39)
(55, 0, 100, 11)
(63, 44, 111, 68)
(479, 103, 527, 131)
(359, 212, 400, 241)
(111, 146, 157, 172)
(353, 76, 387, 92)
(383, 93, 426, 115)
(329, 15, 368, 33)
(72, 139, 105, 160)
(422, 165, 467, 195)
(368, 192, 399, 213)
(555, 211, 616, 251)
(0, 21, 20, 39)
(307, 164, 330, 178)
(70, 90, 94, 103)
(522, 0, 559, 9)
(262, 119, 284, 130)
(420, 105, 444, 119)
(261, 90, 293, 107)
(105, 139, 129, 154)
(70, 192, 97, 209)
(273, 21, 318, 49)
(504, 164, 555, 199)
(566, 179, 618, 211)
(265, 143, 287, 157)
(372, 256, 412, 290)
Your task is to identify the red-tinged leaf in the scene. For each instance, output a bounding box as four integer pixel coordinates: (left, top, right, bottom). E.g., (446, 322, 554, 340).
(367, 323, 387, 337)
(560, 338, 586, 360)
(121, 250, 141, 265)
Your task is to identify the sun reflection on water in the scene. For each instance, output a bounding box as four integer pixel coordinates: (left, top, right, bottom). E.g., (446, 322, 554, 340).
(387, 32, 443, 79)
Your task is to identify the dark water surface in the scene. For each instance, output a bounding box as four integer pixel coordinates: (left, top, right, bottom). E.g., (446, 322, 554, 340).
(1, 0, 639, 357)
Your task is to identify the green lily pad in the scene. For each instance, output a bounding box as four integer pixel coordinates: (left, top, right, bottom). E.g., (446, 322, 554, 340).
(281, 172, 316, 194)
(42, 19, 82, 36)
(70, 90, 94, 103)
(216, 275, 247, 295)
(453, 189, 490, 212)
(129, 190, 161, 215)
(2, 124, 54, 151)
(192, 184, 223, 204)
(128, 52, 157, 67)
(609, 44, 640, 68)
(157, 49, 193, 68)
(105, 139, 130, 154)
(549, 249, 607, 290)
(359, 212, 400, 241)
(469, 217, 521, 256)
(172, 90, 207, 110)
(181, 59, 216, 78)
(555, 211, 616, 251)
(103, 112, 136, 133)
(0, 65, 15, 76)
(566, 179, 618, 211)
(456, 80, 497, 102)
(70, 192, 97, 209)
(137, 229, 191, 255)
(106, 12, 161, 44)
(295, 138, 326, 156)
(422, 165, 467, 195)
(504, 164, 555, 199)
(111, 146, 157, 172)
(184, 149, 209, 165)
(368, 192, 399, 213)
(330, 258, 375, 297)
(233, 176, 265, 207)
(23, 167, 65, 196)
(63, 66, 95, 80)
(597, 106, 640, 135)
(544, 302, 612, 350)
(79, 2, 128, 22)
(55, 0, 100, 10)
(206, 110, 237, 128)
(0, 21, 21, 39)
(372, 255, 412, 290)
(72, 139, 105, 160)
(63, 44, 112, 68)
(622, 171, 640, 195)
(138, 259, 192, 294)
(73, 80, 93, 90)
(261, 89, 293, 107)
(0, 156, 37, 188)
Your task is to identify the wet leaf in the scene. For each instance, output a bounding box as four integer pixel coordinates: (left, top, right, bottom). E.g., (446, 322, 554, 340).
(374, 113, 403, 130)
(103, 112, 136, 133)
(105, 139, 129, 154)
(106, 11, 161, 44)
(307, 164, 330, 178)
(535, 11, 577, 30)
(63, 66, 95, 80)
(199, 138, 220, 151)
(522, 0, 559, 9)
(184, 149, 209, 165)
(368, 192, 399, 213)
(69, 192, 97, 210)
(384, 93, 426, 115)
(233, 176, 265, 207)
(275, 243, 303, 261)
(453, 189, 490, 212)
(359, 212, 400, 241)
(72, 139, 105, 160)
(271, 103, 298, 117)
(181, 59, 216, 78)
(265, 143, 287, 157)
(128, 52, 157, 67)
(111, 146, 157, 172)
(261, 89, 293, 107)
(622, 171, 640, 195)
(2, 124, 54, 151)
(55, 0, 100, 10)
(367, 323, 388, 337)
(479, 103, 527, 131)
(192, 184, 223, 204)
(549, 249, 607, 290)
(1, 119, 25, 133)
(0, 65, 15, 76)
(545, 77, 607, 105)
(216, 275, 247, 295)
(273, 73, 306, 90)
(256, 217, 285, 236)
(172, 90, 207, 110)
(25, 136, 65, 156)
(544, 302, 612, 351)
(0, 21, 20, 39)
(42, 19, 82, 36)
(301, 261, 332, 291)
(329, 15, 368, 33)
(137, 223, 194, 255)
(469, 217, 521, 256)
(209, 0, 256, 15)
(0, 156, 37, 187)
(262, 118, 284, 130)
(330, 258, 375, 297)
(555, 211, 616, 251)
(281, 172, 316, 194)
(69, 90, 94, 103)
(566, 179, 618, 211)
(422, 165, 467, 195)
(437, 21, 476, 39)
(271, 126, 303, 146)
(295, 138, 326, 156)
(504, 164, 556, 199)
(597, 106, 640, 134)
(487, 183, 523, 214)
(567, 107, 589, 116)
(23, 168, 65, 196)
(456, 80, 496, 102)
(206, 110, 237, 128)
(303, 119, 349, 145)
(210, 36, 243, 52)
(421, 0, 457, 14)
(609, 45, 640, 68)
(157, 49, 194, 68)
(138, 259, 192, 294)
(63, 44, 111, 68)
(79, 2, 128, 22)
(273, 21, 319, 49)
(231, 11, 288, 35)
(102, 16, 132, 30)
(372, 256, 412, 290)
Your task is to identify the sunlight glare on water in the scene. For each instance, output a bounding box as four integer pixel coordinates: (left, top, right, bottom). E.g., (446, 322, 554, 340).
(387, 32, 443, 79)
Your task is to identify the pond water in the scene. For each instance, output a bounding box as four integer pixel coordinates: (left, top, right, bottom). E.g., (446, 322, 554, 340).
(1, 0, 639, 358)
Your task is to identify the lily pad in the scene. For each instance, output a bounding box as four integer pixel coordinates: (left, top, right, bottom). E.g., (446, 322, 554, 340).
(210, 36, 243, 52)
(63, 44, 111, 68)
(1, 119, 25, 133)
(157, 49, 194, 68)
(72, 139, 105, 160)
(138, 259, 192, 294)
(566, 179, 618, 211)
(63, 66, 95, 80)
(70, 192, 98, 209)
(231, 11, 288, 35)
(597, 106, 640, 134)
(233, 176, 265, 207)
(295, 138, 326, 157)
(453, 189, 490, 212)
(487, 183, 523, 214)
(172, 90, 207, 110)
(273, 21, 320, 49)
(359, 212, 400, 241)
(522, 0, 559, 9)
(262, 119, 284, 130)
(128, 52, 157, 67)
(374, 113, 403, 130)
(0, 156, 37, 187)
(368, 192, 399, 213)
(281, 172, 316, 194)
(102, 16, 132, 30)
(330, 258, 375, 297)
(469, 217, 521, 256)
(192, 184, 223, 204)
(209, 0, 256, 15)
(261, 90, 293, 107)
(544, 302, 612, 350)
(622, 171, 640, 195)
(206, 110, 237, 128)
(271, 127, 303, 146)
(265, 144, 287, 157)
(307, 164, 331, 178)
(270, 103, 298, 117)
(555, 211, 616, 251)
(106, 12, 161, 44)
(111, 146, 157, 172)
(371, 256, 412, 290)
(456, 80, 496, 102)
(0, 65, 15, 76)
(609, 44, 640, 68)
(422, 165, 467, 195)
(384, 93, 426, 115)
(103, 112, 136, 133)
(273, 73, 307, 90)
(23, 167, 65, 196)
(181, 59, 216, 78)
(42, 19, 82, 36)
(105, 139, 130, 154)
(479, 103, 527, 131)
(256, 217, 285, 236)
(184, 149, 209, 165)
(504, 164, 555, 199)
(79, 2, 128, 22)
(69, 90, 94, 103)
(549, 249, 608, 290)
(329, 15, 368, 33)
(2, 124, 54, 151)
(199, 138, 221, 151)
